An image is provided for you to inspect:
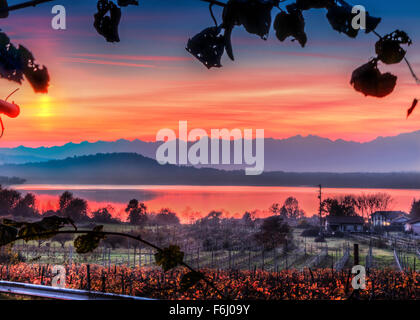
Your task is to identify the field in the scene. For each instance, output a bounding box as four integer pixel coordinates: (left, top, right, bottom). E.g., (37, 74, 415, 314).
(0, 264, 418, 300)
(1, 220, 419, 300)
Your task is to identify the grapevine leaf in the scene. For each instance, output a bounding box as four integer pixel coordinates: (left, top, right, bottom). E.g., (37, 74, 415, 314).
(407, 99, 418, 119)
(222, 0, 276, 40)
(3, 216, 75, 241)
(155, 245, 184, 272)
(18, 45, 50, 93)
(0, 0, 9, 19)
(186, 27, 225, 69)
(350, 59, 397, 98)
(94, 0, 122, 43)
(326, 2, 358, 38)
(74, 226, 105, 254)
(375, 30, 412, 65)
(224, 25, 235, 61)
(0, 224, 18, 247)
(180, 271, 205, 291)
(274, 6, 307, 48)
(326, 0, 381, 38)
(0, 31, 23, 84)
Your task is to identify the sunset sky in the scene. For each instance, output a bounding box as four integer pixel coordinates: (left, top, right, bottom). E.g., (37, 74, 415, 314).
(0, 0, 419, 147)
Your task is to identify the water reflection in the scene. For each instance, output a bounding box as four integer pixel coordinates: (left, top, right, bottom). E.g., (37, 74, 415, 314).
(12, 185, 420, 223)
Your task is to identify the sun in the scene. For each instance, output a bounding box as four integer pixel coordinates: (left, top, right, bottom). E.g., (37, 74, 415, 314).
(37, 95, 52, 118)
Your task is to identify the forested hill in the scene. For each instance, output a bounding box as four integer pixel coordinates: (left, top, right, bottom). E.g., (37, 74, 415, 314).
(1, 153, 420, 189)
(0, 176, 25, 185)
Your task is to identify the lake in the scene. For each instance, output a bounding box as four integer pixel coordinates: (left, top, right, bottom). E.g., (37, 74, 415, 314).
(11, 184, 420, 223)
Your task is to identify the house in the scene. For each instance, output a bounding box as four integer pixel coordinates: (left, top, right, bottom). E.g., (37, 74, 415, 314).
(371, 211, 409, 228)
(405, 218, 420, 235)
(325, 216, 364, 233)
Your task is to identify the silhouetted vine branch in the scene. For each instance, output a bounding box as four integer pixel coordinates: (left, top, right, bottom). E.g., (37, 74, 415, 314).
(5, 227, 227, 299)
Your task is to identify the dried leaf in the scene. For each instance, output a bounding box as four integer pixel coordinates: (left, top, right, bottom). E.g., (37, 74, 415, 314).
(376, 30, 412, 65)
(180, 271, 205, 291)
(94, 0, 122, 43)
(18, 45, 50, 93)
(155, 245, 184, 272)
(0, 0, 9, 19)
(274, 6, 307, 48)
(222, 0, 276, 40)
(0, 31, 24, 84)
(350, 59, 397, 98)
(407, 99, 418, 119)
(0, 31, 49, 93)
(186, 27, 225, 69)
(326, 2, 359, 38)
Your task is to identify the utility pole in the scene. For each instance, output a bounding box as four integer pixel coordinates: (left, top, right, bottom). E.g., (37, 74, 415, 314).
(318, 184, 323, 232)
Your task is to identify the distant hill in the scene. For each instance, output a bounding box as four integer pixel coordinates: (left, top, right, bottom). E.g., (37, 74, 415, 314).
(1, 130, 420, 172)
(1, 153, 420, 188)
(0, 176, 25, 185)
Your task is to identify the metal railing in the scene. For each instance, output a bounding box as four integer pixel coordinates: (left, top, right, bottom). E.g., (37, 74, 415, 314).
(0, 280, 153, 300)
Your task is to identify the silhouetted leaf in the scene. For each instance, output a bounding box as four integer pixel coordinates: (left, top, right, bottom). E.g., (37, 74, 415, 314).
(94, 0, 122, 43)
(326, 0, 380, 38)
(326, 1, 358, 38)
(3, 216, 75, 241)
(375, 30, 412, 65)
(0, 224, 17, 246)
(74, 225, 105, 254)
(364, 14, 381, 34)
(223, 0, 276, 40)
(0, 0, 9, 19)
(117, 0, 138, 6)
(0, 31, 25, 84)
(187, 27, 225, 69)
(0, 30, 49, 92)
(351, 59, 397, 98)
(222, 0, 277, 60)
(274, 6, 307, 47)
(180, 271, 205, 291)
(155, 245, 184, 272)
(407, 99, 418, 119)
(18, 45, 50, 93)
(295, 0, 334, 10)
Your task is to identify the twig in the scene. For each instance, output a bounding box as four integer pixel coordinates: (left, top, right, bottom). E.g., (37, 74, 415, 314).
(404, 57, 420, 84)
(200, 0, 226, 7)
(0, 0, 56, 13)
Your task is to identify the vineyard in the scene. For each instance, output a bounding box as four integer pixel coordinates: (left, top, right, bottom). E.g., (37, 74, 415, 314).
(0, 264, 418, 300)
(0, 219, 419, 300)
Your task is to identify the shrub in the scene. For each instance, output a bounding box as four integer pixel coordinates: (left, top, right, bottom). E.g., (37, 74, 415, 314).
(301, 228, 320, 237)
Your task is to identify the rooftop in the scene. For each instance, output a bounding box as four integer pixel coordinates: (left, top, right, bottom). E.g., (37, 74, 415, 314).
(326, 216, 364, 224)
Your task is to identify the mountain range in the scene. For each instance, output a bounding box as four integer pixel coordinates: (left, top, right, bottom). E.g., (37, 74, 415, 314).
(1, 130, 420, 172)
(2, 152, 420, 188)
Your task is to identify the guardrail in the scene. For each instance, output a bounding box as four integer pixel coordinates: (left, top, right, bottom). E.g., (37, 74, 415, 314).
(0, 281, 153, 300)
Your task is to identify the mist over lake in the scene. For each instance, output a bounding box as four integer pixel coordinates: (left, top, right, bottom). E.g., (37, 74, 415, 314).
(13, 184, 420, 223)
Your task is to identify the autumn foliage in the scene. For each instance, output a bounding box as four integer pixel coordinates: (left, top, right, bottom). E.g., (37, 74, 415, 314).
(0, 263, 418, 300)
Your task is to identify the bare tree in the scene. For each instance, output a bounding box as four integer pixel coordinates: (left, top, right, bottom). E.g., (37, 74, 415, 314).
(356, 193, 393, 219)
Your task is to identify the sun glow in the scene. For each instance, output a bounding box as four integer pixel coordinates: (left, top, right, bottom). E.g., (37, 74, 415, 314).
(37, 95, 52, 118)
